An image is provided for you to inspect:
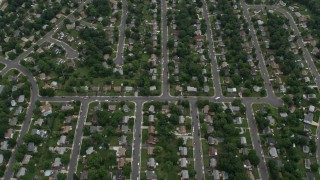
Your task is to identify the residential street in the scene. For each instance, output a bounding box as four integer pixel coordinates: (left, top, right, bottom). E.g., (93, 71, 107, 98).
(201, 0, 223, 97)
(191, 101, 204, 180)
(115, 0, 127, 65)
(161, 0, 169, 98)
(67, 101, 89, 180)
(245, 102, 270, 180)
(2, 0, 319, 180)
(244, 2, 320, 169)
(131, 101, 143, 180)
(240, 1, 278, 101)
(47, 37, 79, 59)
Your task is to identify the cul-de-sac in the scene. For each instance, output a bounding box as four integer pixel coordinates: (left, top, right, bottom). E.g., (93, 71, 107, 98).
(0, 0, 320, 179)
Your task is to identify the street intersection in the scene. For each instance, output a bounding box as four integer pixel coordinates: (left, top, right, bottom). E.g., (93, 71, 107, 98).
(0, 0, 319, 180)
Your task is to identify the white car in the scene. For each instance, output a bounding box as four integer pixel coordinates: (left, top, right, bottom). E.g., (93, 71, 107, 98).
(215, 97, 220, 100)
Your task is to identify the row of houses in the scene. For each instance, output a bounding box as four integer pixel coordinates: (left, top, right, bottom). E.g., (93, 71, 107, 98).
(214, 2, 261, 96)
(81, 103, 132, 180)
(171, 0, 211, 95)
(145, 104, 159, 179)
(257, 104, 317, 180)
(254, 10, 317, 95)
(202, 102, 256, 179)
(146, 103, 193, 179)
(0, 73, 30, 170)
(15, 102, 78, 178)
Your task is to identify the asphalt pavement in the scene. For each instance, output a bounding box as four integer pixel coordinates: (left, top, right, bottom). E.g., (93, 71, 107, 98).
(1, 1, 91, 178)
(201, 0, 223, 97)
(245, 2, 320, 168)
(115, 0, 127, 65)
(67, 101, 89, 180)
(1, 1, 314, 180)
(245, 102, 269, 180)
(161, 0, 169, 98)
(131, 101, 143, 180)
(47, 37, 79, 59)
(240, 1, 278, 101)
(191, 101, 204, 180)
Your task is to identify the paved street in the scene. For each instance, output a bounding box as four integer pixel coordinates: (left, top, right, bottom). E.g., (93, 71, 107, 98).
(47, 37, 79, 59)
(201, 0, 223, 97)
(161, 0, 169, 98)
(115, 0, 127, 65)
(191, 101, 204, 180)
(244, 2, 320, 168)
(67, 101, 89, 180)
(240, 1, 277, 101)
(1, 1, 91, 178)
(2, 0, 318, 180)
(1, 60, 38, 179)
(131, 101, 143, 180)
(245, 102, 270, 180)
(13, 0, 91, 64)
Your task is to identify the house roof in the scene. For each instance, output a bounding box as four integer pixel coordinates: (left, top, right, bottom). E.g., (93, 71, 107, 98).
(118, 157, 125, 168)
(34, 118, 44, 126)
(148, 158, 156, 168)
(90, 126, 102, 133)
(179, 116, 185, 124)
(21, 154, 32, 164)
(147, 146, 154, 155)
(57, 135, 66, 145)
(28, 142, 35, 152)
(117, 147, 126, 157)
(209, 146, 217, 156)
(210, 158, 217, 168)
(147, 136, 158, 144)
(304, 158, 311, 169)
(149, 105, 155, 113)
(179, 146, 188, 156)
(269, 147, 278, 158)
(122, 116, 129, 124)
(86, 147, 94, 155)
(227, 87, 237, 93)
(181, 170, 189, 179)
(203, 105, 209, 114)
(187, 86, 197, 92)
(1, 141, 8, 150)
(304, 113, 314, 124)
(180, 158, 188, 167)
(108, 105, 117, 111)
(119, 135, 127, 145)
(213, 170, 220, 180)
(241, 136, 247, 145)
(148, 115, 155, 122)
(121, 125, 129, 133)
(148, 126, 155, 134)
(16, 167, 26, 177)
(179, 126, 186, 134)
(53, 157, 61, 167)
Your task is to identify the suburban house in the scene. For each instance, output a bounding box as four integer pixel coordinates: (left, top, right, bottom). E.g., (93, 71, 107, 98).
(40, 102, 52, 116)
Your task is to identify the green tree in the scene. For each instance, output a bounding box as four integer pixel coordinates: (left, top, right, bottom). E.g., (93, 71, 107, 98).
(247, 150, 260, 167)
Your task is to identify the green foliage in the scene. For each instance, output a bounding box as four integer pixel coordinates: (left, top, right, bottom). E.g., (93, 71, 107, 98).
(86, 0, 112, 17)
(247, 150, 260, 167)
(286, 0, 320, 43)
(39, 88, 55, 97)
